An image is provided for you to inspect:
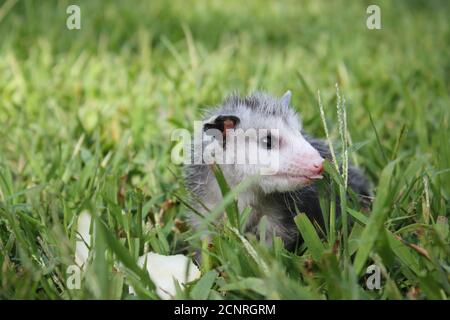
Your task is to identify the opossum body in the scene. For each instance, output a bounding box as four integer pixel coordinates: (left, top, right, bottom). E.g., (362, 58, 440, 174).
(184, 91, 371, 250)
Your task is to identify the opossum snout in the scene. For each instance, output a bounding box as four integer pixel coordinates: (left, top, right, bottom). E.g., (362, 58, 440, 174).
(296, 152, 324, 177)
(311, 160, 324, 175)
(306, 157, 324, 175)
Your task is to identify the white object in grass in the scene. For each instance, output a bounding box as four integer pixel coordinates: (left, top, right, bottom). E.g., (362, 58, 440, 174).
(75, 210, 91, 268)
(130, 252, 201, 299)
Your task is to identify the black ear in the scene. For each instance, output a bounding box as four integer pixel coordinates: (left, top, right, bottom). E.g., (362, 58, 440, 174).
(203, 115, 240, 134)
(203, 115, 240, 147)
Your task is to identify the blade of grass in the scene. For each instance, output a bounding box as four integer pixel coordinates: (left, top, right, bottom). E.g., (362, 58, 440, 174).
(212, 164, 240, 229)
(294, 214, 325, 261)
(190, 270, 217, 299)
(354, 160, 397, 274)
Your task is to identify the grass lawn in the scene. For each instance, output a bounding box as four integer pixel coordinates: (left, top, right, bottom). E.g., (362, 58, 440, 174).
(0, 0, 449, 299)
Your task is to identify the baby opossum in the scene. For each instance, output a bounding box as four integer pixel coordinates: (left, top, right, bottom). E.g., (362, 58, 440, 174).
(184, 91, 371, 250)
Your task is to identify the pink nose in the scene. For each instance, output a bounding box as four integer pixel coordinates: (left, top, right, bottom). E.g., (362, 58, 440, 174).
(312, 161, 324, 174)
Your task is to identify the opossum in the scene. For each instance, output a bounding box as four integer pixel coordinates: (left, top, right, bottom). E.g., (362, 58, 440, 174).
(184, 91, 371, 250)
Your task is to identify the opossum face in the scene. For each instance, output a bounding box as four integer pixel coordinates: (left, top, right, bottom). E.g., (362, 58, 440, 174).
(203, 91, 325, 193)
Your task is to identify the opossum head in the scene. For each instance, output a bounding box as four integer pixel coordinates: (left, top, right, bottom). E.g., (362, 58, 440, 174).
(202, 91, 324, 193)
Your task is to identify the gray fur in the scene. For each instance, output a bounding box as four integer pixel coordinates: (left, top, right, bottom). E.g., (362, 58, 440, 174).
(184, 92, 371, 250)
(203, 91, 301, 130)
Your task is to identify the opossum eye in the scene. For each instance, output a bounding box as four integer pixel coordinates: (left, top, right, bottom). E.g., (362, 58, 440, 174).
(261, 134, 272, 149)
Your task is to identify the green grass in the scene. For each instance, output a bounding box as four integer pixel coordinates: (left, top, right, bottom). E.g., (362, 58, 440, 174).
(0, 0, 449, 299)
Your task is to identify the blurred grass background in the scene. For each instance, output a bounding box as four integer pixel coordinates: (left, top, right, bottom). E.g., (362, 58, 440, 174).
(0, 0, 449, 299)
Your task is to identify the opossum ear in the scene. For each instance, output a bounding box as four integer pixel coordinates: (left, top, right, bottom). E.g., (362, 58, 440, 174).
(281, 90, 292, 107)
(203, 115, 240, 134)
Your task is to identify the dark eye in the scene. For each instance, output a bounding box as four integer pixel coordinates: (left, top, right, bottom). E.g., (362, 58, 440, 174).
(261, 134, 272, 149)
